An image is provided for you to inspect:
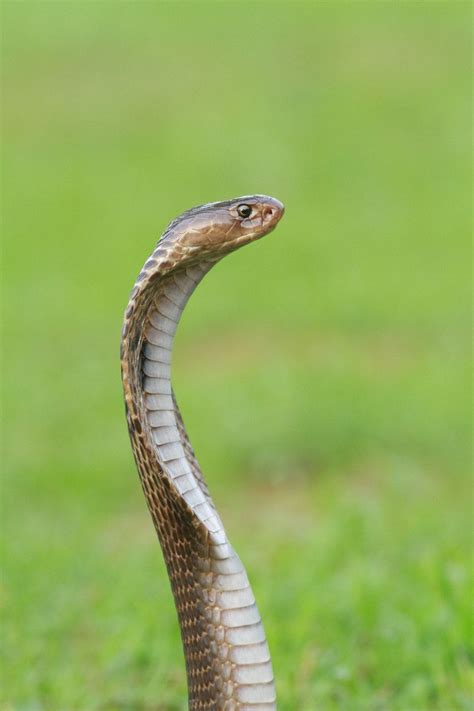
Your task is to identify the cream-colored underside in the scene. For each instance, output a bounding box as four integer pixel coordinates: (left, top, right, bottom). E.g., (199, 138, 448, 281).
(141, 262, 276, 708)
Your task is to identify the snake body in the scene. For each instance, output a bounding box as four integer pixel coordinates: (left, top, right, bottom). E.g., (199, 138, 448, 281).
(121, 195, 284, 709)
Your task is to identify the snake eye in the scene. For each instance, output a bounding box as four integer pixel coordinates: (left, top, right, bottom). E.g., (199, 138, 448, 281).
(237, 204, 252, 219)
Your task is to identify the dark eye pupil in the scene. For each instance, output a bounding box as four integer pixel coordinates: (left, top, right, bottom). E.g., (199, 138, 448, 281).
(238, 204, 252, 218)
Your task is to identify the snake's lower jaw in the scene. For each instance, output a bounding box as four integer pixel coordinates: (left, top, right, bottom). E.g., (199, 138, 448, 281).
(240, 205, 285, 246)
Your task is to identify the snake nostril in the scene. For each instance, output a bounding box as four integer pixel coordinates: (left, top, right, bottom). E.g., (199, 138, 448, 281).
(263, 206, 275, 221)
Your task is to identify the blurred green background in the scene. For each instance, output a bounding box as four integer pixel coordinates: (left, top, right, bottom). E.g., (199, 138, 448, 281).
(2, 2, 471, 710)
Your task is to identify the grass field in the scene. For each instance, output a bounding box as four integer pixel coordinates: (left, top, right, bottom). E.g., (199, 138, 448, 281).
(2, 2, 472, 710)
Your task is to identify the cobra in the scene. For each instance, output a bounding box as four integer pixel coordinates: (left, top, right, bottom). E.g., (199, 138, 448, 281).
(121, 195, 285, 709)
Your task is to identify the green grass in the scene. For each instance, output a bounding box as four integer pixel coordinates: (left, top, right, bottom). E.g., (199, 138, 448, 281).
(2, 2, 472, 710)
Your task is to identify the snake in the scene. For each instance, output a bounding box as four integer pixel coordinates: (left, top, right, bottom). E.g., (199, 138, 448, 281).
(120, 195, 285, 710)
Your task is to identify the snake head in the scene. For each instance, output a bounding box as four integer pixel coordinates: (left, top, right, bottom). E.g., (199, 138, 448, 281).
(227, 195, 285, 242)
(161, 195, 285, 265)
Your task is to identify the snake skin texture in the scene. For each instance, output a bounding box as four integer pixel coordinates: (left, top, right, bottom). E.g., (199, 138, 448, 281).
(121, 196, 284, 709)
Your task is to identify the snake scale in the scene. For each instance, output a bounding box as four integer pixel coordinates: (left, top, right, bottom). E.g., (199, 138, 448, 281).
(121, 195, 285, 709)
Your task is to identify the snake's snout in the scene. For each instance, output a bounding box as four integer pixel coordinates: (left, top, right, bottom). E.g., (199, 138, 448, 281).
(261, 198, 285, 228)
(263, 205, 276, 221)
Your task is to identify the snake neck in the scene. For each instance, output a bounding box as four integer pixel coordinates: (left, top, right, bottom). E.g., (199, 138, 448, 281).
(121, 254, 276, 710)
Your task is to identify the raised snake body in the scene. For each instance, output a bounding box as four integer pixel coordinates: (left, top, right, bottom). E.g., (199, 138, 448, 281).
(121, 196, 285, 709)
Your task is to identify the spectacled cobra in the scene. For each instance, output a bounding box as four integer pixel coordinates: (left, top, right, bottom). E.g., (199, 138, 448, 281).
(121, 195, 285, 710)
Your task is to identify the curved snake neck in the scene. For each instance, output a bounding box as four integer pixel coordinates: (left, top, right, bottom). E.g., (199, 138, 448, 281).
(121, 196, 283, 710)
